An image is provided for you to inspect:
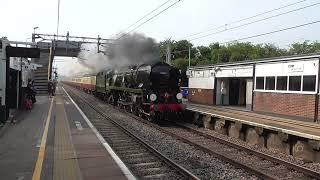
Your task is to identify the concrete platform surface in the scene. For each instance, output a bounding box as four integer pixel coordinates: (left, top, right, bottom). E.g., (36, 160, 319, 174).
(0, 87, 134, 180)
(186, 103, 320, 141)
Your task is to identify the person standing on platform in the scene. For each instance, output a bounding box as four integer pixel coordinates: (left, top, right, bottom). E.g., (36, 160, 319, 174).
(27, 79, 36, 104)
(48, 80, 53, 98)
(52, 80, 57, 96)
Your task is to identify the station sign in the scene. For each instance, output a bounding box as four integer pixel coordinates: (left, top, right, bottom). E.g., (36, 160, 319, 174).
(215, 65, 253, 78)
(10, 58, 42, 71)
(256, 58, 318, 76)
(287, 63, 304, 73)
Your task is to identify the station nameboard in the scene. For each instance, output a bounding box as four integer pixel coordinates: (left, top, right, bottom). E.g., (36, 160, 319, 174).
(215, 65, 253, 78)
(6, 46, 40, 58)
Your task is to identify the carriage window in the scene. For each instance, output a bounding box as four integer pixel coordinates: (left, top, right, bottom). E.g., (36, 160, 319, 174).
(265, 76, 275, 90)
(289, 76, 301, 91)
(303, 75, 316, 92)
(256, 77, 264, 90)
(276, 76, 287, 90)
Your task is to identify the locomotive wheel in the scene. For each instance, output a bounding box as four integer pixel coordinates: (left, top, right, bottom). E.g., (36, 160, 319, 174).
(133, 106, 140, 116)
(138, 109, 143, 117)
(149, 112, 160, 123)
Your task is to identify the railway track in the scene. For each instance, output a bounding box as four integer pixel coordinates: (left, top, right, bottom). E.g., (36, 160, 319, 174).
(64, 86, 199, 180)
(65, 85, 320, 179)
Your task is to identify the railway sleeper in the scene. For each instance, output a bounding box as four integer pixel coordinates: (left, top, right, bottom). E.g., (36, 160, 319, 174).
(131, 162, 163, 169)
(125, 157, 159, 164)
(135, 167, 173, 177)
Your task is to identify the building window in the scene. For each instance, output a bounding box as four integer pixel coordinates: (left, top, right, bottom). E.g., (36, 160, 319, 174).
(256, 77, 264, 90)
(276, 76, 287, 90)
(289, 76, 301, 91)
(265, 76, 275, 90)
(303, 75, 316, 92)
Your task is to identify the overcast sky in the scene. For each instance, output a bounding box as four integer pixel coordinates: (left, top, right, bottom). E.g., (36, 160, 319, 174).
(2, 0, 320, 46)
(2, 0, 320, 76)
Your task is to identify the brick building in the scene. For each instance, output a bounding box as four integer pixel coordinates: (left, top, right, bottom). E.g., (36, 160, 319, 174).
(187, 54, 320, 122)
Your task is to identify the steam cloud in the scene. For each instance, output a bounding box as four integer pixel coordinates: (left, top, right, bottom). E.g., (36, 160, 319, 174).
(70, 33, 160, 76)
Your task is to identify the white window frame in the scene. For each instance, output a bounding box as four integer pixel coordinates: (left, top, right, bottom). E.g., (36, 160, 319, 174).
(254, 76, 265, 90)
(302, 75, 317, 92)
(254, 74, 317, 94)
(265, 76, 276, 90)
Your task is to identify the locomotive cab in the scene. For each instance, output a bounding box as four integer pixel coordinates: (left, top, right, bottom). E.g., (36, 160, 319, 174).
(148, 62, 185, 121)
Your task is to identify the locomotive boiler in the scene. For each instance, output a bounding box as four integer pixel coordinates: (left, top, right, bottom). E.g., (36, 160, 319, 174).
(94, 61, 185, 122)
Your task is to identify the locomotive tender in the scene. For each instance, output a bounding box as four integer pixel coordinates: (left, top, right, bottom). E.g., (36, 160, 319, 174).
(67, 62, 185, 122)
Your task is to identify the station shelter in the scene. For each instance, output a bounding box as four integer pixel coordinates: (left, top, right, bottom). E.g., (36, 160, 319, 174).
(0, 38, 40, 122)
(215, 65, 253, 110)
(187, 54, 320, 122)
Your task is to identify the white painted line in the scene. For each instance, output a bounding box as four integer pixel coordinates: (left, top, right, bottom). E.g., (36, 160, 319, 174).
(75, 121, 83, 131)
(187, 107, 320, 141)
(65, 101, 70, 105)
(62, 87, 136, 180)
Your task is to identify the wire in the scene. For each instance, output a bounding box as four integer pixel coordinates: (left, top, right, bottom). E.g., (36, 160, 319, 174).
(169, 20, 320, 56)
(118, 0, 172, 35)
(222, 20, 320, 44)
(190, 2, 320, 41)
(182, 0, 307, 39)
(117, 0, 182, 40)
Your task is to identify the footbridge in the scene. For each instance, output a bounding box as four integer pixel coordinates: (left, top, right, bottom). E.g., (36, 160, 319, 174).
(31, 33, 113, 94)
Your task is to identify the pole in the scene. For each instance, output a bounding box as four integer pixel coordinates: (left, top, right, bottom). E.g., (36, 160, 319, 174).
(57, 0, 61, 39)
(97, 35, 100, 53)
(188, 46, 191, 67)
(17, 58, 22, 109)
(166, 41, 171, 65)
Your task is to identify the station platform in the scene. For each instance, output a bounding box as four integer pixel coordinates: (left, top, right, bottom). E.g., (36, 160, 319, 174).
(185, 103, 320, 162)
(0, 87, 134, 180)
(186, 103, 320, 140)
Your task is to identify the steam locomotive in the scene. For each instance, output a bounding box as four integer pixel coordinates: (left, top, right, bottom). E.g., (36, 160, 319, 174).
(67, 62, 185, 122)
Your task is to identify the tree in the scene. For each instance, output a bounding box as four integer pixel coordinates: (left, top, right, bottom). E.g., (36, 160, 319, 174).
(197, 46, 211, 61)
(172, 40, 197, 59)
(289, 41, 320, 55)
(160, 39, 320, 70)
(159, 39, 175, 61)
(172, 58, 197, 71)
(159, 39, 197, 61)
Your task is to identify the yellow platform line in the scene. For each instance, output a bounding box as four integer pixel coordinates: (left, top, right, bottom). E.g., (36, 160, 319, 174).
(32, 97, 54, 180)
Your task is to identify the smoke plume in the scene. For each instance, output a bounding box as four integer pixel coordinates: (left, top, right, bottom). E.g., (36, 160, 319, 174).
(72, 33, 159, 76)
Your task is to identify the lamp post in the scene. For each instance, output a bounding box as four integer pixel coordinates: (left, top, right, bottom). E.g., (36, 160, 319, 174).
(32, 27, 39, 43)
(33, 27, 39, 35)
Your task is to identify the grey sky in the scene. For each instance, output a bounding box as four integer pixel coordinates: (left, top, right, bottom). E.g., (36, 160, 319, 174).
(1, 0, 320, 46)
(2, 0, 320, 76)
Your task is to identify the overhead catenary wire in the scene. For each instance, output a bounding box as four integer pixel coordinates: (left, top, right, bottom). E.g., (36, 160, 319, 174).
(118, 0, 173, 35)
(189, 2, 320, 41)
(117, 0, 182, 40)
(170, 20, 320, 55)
(222, 20, 320, 44)
(181, 0, 307, 39)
